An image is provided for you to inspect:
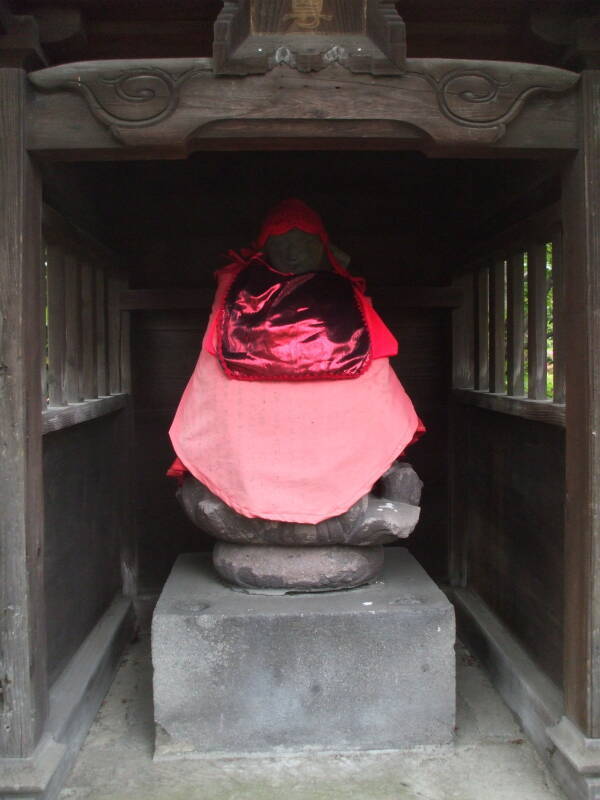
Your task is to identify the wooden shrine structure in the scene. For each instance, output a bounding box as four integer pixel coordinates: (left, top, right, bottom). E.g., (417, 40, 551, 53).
(0, 1, 599, 797)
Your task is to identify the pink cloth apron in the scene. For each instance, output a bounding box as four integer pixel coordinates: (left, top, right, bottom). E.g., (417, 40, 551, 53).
(169, 348, 420, 523)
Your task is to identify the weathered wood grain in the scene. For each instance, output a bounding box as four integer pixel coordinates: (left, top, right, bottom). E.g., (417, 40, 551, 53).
(562, 70, 600, 737)
(42, 394, 128, 435)
(453, 388, 565, 427)
(107, 275, 121, 394)
(506, 250, 525, 396)
(25, 58, 579, 158)
(119, 289, 132, 394)
(43, 416, 126, 683)
(0, 68, 47, 757)
(489, 256, 505, 393)
(46, 243, 65, 406)
(114, 397, 137, 597)
(95, 267, 108, 396)
(452, 403, 565, 686)
(475, 266, 489, 391)
(451, 272, 474, 389)
(80, 261, 97, 399)
(448, 398, 470, 587)
(63, 253, 82, 403)
(40, 241, 47, 406)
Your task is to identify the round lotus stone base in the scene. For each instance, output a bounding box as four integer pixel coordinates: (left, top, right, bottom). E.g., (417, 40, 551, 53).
(213, 542, 384, 592)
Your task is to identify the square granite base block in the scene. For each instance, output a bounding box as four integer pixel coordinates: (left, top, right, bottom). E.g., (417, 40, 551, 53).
(152, 549, 456, 758)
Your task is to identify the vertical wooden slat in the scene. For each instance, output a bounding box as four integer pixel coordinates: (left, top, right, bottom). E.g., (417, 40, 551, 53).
(552, 226, 566, 404)
(95, 266, 108, 396)
(40, 243, 48, 406)
(507, 251, 525, 396)
(108, 274, 121, 394)
(475, 266, 489, 391)
(46, 244, 66, 406)
(63, 253, 82, 403)
(527, 241, 548, 400)
(448, 400, 471, 587)
(80, 261, 97, 399)
(489, 257, 505, 393)
(562, 69, 600, 737)
(117, 398, 138, 597)
(120, 311, 131, 393)
(118, 278, 131, 394)
(0, 68, 48, 757)
(452, 272, 474, 389)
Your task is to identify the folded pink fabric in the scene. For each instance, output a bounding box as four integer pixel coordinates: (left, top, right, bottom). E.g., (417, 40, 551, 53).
(169, 342, 421, 523)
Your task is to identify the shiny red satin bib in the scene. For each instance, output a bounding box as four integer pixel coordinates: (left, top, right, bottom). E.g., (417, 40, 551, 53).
(217, 258, 372, 381)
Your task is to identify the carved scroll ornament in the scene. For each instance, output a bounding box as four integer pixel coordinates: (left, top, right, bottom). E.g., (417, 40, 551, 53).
(40, 60, 211, 136)
(28, 57, 579, 150)
(407, 61, 578, 140)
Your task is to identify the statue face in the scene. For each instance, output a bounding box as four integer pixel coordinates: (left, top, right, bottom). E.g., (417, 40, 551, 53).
(265, 228, 325, 274)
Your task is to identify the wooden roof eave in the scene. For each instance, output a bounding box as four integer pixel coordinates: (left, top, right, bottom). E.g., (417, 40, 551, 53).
(26, 57, 580, 160)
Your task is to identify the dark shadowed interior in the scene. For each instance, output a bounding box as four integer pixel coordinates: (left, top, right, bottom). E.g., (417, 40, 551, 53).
(40, 149, 565, 691)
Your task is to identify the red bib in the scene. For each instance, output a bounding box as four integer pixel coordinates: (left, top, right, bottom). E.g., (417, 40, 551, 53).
(217, 258, 371, 381)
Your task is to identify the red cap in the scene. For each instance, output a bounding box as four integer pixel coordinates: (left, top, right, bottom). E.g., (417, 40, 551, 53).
(256, 198, 329, 248)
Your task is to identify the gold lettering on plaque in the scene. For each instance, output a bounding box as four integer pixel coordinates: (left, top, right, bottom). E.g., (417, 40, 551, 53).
(283, 0, 333, 31)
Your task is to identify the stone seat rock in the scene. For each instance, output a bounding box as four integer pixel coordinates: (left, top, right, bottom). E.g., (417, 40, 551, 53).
(177, 460, 422, 547)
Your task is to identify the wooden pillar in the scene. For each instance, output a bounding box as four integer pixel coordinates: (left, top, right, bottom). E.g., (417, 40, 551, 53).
(0, 69, 47, 756)
(562, 70, 600, 738)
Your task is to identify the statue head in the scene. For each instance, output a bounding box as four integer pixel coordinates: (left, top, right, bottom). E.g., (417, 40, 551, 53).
(257, 198, 327, 274)
(265, 228, 324, 274)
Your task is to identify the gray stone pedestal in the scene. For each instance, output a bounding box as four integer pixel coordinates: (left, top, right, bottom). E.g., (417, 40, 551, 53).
(152, 549, 455, 759)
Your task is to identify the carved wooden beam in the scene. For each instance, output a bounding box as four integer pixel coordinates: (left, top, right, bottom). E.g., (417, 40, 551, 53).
(27, 57, 579, 157)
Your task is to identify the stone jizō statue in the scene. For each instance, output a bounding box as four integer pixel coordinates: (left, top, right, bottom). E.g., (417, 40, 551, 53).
(168, 198, 425, 591)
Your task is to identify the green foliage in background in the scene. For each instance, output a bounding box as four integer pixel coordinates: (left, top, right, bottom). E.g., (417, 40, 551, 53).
(521, 242, 554, 399)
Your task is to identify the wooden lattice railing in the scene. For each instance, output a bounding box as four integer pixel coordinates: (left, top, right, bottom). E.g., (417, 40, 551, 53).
(452, 204, 565, 425)
(41, 206, 130, 433)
